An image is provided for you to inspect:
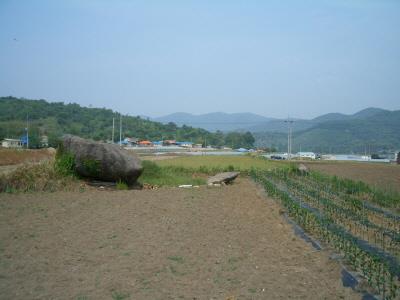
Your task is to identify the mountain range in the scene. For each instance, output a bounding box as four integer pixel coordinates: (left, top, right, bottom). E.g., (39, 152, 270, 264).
(154, 112, 274, 132)
(154, 108, 389, 133)
(155, 108, 400, 153)
(1, 96, 398, 154)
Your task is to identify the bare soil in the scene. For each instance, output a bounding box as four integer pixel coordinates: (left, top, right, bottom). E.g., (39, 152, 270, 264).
(0, 178, 360, 299)
(304, 161, 400, 192)
(0, 148, 55, 166)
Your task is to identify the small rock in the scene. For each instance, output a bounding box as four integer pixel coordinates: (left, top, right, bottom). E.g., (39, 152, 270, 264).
(207, 172, 240, 185)
(179, 185, 193, 188)
(298, 164, 309, 173)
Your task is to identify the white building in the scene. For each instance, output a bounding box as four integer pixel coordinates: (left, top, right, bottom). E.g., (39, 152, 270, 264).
(1, 138, 23, 148)
(297, 152, 316, 160)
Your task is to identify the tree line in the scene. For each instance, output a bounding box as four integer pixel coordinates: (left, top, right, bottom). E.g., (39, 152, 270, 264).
(0, 97, 255, 149)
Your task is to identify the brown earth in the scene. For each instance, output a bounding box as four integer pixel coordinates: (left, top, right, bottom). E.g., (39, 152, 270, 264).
(0, 148, 55, 166)
(304, 161, 400, 192)
(0, 178, 360, 300)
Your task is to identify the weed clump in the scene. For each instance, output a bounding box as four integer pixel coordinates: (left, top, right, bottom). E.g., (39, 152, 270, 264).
(54, 142, 76, 176)
(0, 143, 80, 193)
(0, 161, 78, 193)
(116, 180, 129, 190)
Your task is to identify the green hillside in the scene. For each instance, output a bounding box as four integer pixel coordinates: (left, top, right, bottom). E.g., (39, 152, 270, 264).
(0, 97, 254, 149)
(255, 110, 400, 154)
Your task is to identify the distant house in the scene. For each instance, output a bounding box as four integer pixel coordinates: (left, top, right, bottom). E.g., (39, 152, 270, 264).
(176, 141, 193, 148)
(138, 140, 153, 147)
(41, 135, 49, 148)
(1, 138, 23, 148)
(163, 140, 176, 146)
(124, 137, 139, 146)
(297, 152, 316, 160)
(152, 141, 163, 146)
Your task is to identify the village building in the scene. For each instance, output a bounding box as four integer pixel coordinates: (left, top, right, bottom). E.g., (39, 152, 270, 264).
(41, 135, 49, 148)
(297, 152, 317, 159)
(152, 141, 163, 146)
(176, 141, 193, 148)
(1, 138, 23, 148)
(138, 140, 153, 147)
(163, 140, 176, 146)
(124, 137, 139, 146)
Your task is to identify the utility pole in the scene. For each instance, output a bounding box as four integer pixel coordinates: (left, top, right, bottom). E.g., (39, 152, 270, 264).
(284, 118, 294, 160)
(112, 117, 115, 143)
(119, 114, 122, 148)
(26, 114, 29, 149)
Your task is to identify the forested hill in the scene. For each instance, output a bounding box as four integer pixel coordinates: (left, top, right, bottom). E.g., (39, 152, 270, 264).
(0, 97, 254, 148)
(254, 109, 400, 154)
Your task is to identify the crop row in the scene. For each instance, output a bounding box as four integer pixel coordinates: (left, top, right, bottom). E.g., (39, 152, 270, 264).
(272, 168, 400, 232)
(270, 173, 400, 257)
(250, 168, 400, 299)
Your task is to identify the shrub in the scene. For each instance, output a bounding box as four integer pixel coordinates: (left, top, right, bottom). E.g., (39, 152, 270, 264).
(54, 143, 76, 176)
(54, 152, 75, 176)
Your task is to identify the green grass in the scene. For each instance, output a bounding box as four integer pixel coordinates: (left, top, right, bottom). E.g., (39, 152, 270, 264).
(139, 160, 206, 187)
(155, 155, 283, 173)
(116, 180, 129, 190)
(167, 256, 184, 264)
(111, 291, 130, 300)
(139, 156, 286, 187)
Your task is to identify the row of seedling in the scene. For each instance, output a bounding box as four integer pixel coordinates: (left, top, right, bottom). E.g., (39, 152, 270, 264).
(250, 168, 400, 299)
(269, 167, 400, 233)
(307, 169, 400, 209)
(273, 172, 400, 256)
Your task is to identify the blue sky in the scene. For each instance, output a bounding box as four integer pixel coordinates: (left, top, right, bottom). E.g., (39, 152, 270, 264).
(1, 0, 399, 118)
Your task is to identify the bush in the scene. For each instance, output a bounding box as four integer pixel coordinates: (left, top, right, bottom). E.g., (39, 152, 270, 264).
(54, 142, 76, 176)
(54, 152, 76, 176)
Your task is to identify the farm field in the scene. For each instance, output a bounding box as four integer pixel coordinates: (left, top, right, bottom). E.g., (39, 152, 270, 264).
(154, 155, 282, 172)
(1, 154, 399, 298)
(251, 167, 400, 299)
(0, 148, 55, 176)
(0, 178, 360, 300)
(0, 148, 54, 166)
(304, 161, 400, 193)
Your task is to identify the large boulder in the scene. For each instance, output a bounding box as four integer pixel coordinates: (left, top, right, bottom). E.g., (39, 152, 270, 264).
(207, 172, 240, 185)
(61, 135, 143, 184)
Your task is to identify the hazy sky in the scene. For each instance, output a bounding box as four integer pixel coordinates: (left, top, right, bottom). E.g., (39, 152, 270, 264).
(1, 0, 399, 119)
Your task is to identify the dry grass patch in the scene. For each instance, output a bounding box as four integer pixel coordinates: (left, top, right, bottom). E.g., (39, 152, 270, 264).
(0, 148, 54, 166)
(0, 161, 80, 193)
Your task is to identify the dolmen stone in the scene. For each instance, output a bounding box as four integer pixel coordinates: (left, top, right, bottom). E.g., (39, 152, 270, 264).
(207, 172, 240, 185)
(61, 135, 143, 185)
